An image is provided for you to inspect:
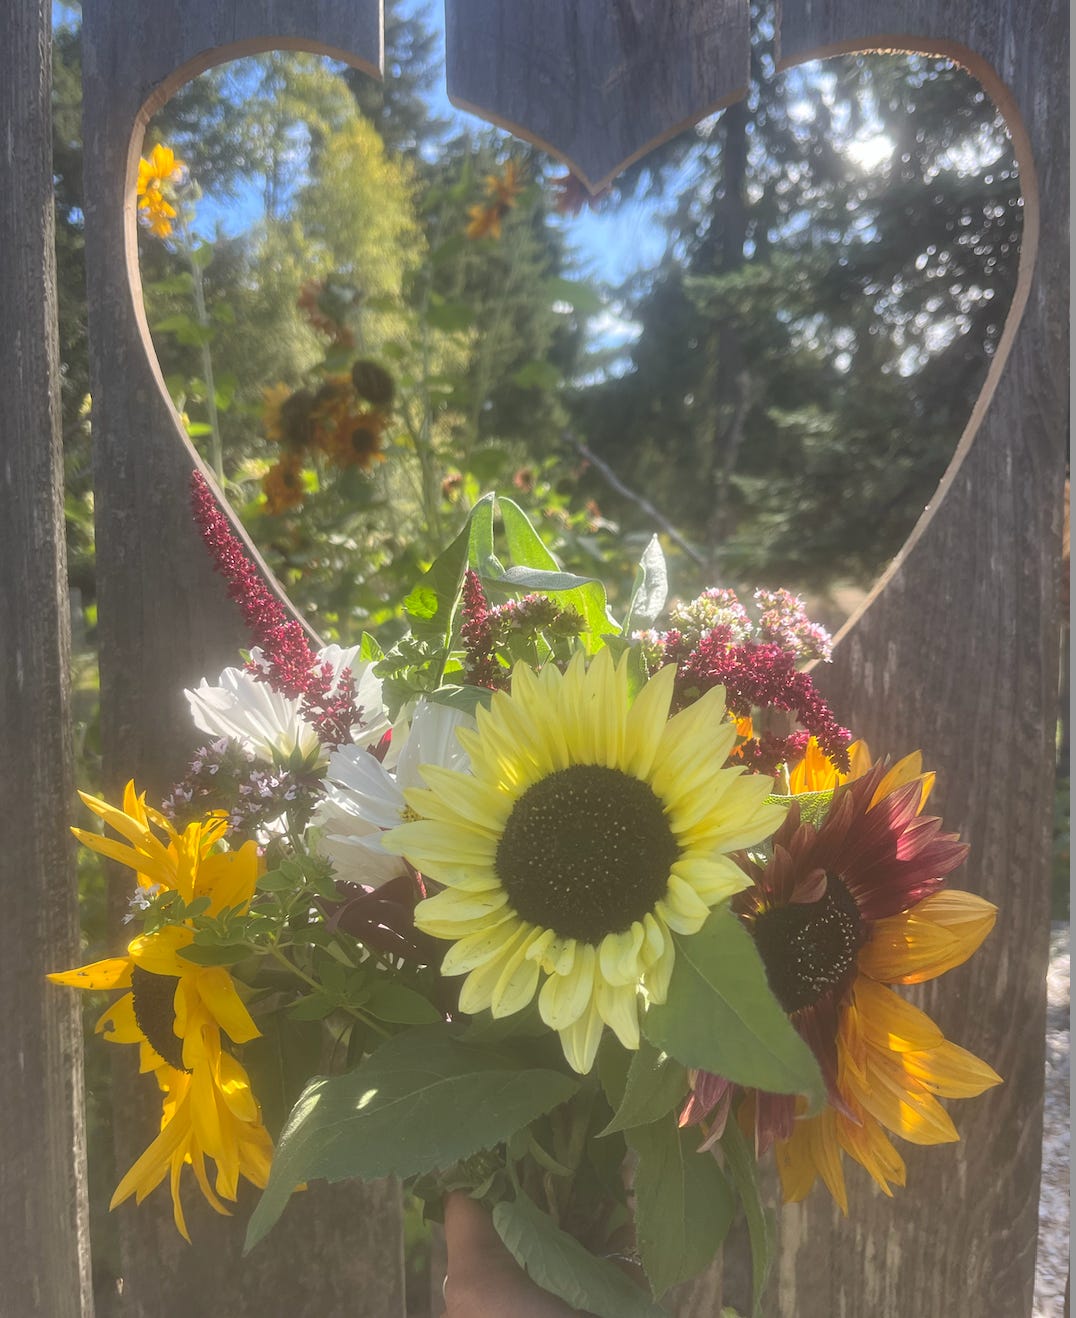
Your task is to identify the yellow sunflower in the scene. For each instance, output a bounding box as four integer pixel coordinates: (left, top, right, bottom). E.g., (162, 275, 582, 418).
(384, 650, 785, 1073)
(136, 143, 185, 239)
(49, 784, 272, 1236)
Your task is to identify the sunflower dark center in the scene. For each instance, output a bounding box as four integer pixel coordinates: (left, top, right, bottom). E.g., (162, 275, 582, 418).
(130, 965, 187, 1071)
(751, 873, 865, 1014)
(494, 764, 679, 944)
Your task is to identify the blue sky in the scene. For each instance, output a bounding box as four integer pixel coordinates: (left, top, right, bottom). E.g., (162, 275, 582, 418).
(163, 0, 675, 291)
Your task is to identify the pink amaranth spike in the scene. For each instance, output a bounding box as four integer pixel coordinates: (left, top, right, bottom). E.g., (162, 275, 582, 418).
(190, 472, 357, 744)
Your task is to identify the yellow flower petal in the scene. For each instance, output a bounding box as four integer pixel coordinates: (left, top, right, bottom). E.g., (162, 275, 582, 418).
(559, 997, 604, 1074)
(49, 956, 132, 990)
(538, 944, 596, 1030)
(862, 889, 998, 985)
(853, 979, 945, 1054)
(900, 1040, 1002, 1098)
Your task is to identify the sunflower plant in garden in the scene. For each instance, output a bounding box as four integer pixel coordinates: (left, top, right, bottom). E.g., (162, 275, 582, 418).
(51, 484, 1001, 1316)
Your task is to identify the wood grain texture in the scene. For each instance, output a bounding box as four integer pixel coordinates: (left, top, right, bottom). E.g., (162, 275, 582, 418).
(0, 1, 94, 1314)
(747, 1, 1068, 1315)
(444, 0, 749, 190)
(81, 3, 404, 1314)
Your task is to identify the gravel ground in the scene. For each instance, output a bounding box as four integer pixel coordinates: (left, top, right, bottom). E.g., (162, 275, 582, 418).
(1034, 923, 1069, 1318)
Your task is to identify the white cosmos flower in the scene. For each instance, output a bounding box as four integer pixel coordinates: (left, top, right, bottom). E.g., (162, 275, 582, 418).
(185, 644, 390, 768)
(313, 699, 475, 889)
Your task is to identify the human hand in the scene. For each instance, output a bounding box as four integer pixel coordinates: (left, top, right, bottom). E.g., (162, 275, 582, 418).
(439, 1191, 583, 1317)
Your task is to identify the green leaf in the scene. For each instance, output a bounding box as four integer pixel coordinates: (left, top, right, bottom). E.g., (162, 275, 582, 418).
(188, 241, 214, 270)
(624, 536, 668, 631)
(402, 585, 438, 621)
(286, 994, 337, 1021)
(467, 492, 504, 577)
(177, 941, 250, 967)
(720, 1120, 776, 1318)
(428, 684, 495, 717)
(364, 981, 442, 1025)
(405, 512, 475, 653)
(601, 1039, 689, 1135)
(512, 360, 562, 390)
(642, 909, 824, 1106)
(184, 422, 213, 437)
(426, 296, 475, 332)
(245, 1027, 577, 1251)
(494, 497, 619, 653)
(544, 276, 604, 317)
(493, 1193, 664, 1318)
(764, 788, 834, 827)
(256, 871, 296, 894)
(359, 631, 384, 662)
(627, 1115, 735, 1296)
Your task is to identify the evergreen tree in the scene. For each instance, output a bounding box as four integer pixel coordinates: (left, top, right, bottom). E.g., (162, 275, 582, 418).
(574, 7, 1022, 590)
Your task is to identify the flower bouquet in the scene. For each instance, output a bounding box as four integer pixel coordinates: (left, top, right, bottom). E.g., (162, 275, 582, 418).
(52, 483, 1000, 1315)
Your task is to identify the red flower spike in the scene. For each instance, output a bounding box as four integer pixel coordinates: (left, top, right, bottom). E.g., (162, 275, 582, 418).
(190, 472, 357, 745)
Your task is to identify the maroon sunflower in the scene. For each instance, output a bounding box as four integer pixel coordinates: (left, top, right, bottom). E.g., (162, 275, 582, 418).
(681, 756, 1000, 1208)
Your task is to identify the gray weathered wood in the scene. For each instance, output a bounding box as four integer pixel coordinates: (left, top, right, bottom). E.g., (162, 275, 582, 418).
(0, 0, 94, 1313)
(761, 1, 1068, 1315)
(81, 3, 404, 1315)
(445, 0, 749, 191)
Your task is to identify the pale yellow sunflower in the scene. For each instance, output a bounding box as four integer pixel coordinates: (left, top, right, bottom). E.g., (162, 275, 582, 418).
(384, 650, 785, 1073)
(49, 784, 272, 1237)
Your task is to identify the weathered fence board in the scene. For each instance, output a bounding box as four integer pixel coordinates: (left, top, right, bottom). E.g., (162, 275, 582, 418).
(762, 1, 1068, 1314)
(80, 2, 404, 1314)
(445, 0, 750, 191)
(7, 0, 1063, 1313)
(0, 1, 94, 1315)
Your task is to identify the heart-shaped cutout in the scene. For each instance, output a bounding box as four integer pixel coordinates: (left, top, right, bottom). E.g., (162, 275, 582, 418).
(136, 39, 1021, 647)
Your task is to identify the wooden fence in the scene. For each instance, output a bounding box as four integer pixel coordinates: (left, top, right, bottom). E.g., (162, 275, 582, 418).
(1, 0, 1066, 1314)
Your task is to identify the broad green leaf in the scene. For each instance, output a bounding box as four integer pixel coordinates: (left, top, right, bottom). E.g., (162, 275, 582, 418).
(402, 585, 437, 621)
(364, 981, 441, 1025)
(359, 631, 383, 662)
(428, 684, 495, 717)
(764, 788, 834, 827)
(177, 941, 250, 967)
(493, 1193, 664, 1318)
(286, 994, 336, 1022)
(467, 492, 504, 577)
(495, 497, 619, 653)
(720, 1121, 776, 1318)
(628, 1115, 735, 1296)
(642, 909, 824, 1106)
(601, 1039, 689, 1135)
(245, 1027, 576, 1251)
(404, 513, 475, 667)
(624, 536, 668, 631)
(597, 1034, 632, 1112)
(242, 1013, 324, 1140)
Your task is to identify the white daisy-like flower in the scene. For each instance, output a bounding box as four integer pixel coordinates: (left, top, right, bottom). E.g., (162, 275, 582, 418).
(313, 699, 475, 889)
(185, 644, 389, 768)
